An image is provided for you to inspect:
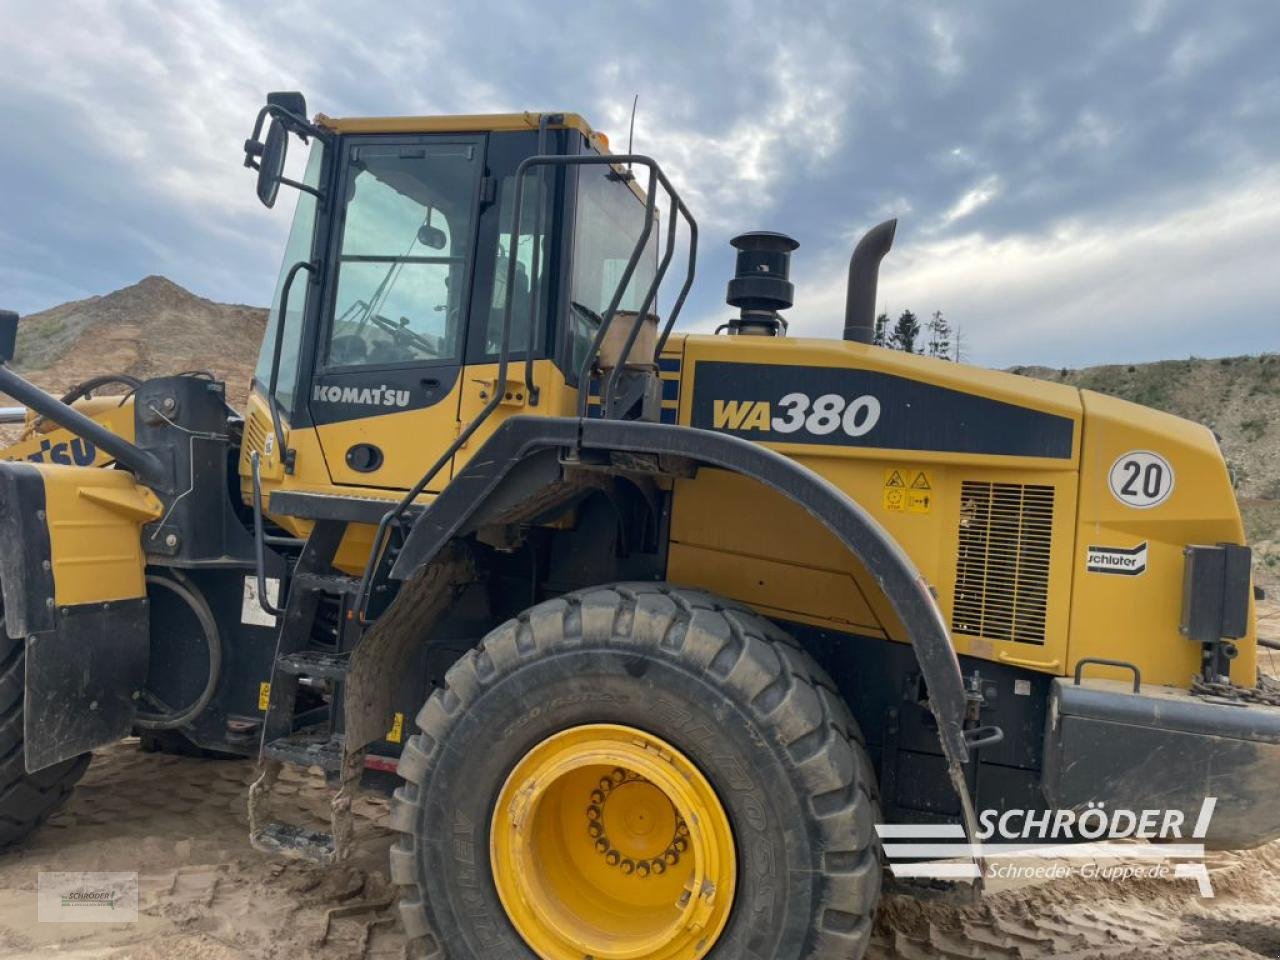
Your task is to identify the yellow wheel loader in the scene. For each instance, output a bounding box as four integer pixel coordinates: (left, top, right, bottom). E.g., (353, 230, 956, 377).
(0, 91, 1273, 959)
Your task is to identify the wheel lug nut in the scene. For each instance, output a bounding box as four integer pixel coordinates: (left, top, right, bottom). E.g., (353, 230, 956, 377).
(590, 789, 605, 804)
(586, 805, 601, 821)
(599, 777, 613, 793)
(636, 862, 650, 878)
(620, 859, 635, 875)
(605, 850, 621, 866)
(595, 837, 610, 854)
(611, 768, 626, 784)
(588, 822, 603, 838)
(664, 850, 679, 865)
(673, 837, 688, 853)
(651, 859, 666, 874)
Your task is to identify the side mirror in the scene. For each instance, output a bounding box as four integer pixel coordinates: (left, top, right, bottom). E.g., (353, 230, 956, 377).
(0, 310, 17, 365)
(256, 119, 288, 209)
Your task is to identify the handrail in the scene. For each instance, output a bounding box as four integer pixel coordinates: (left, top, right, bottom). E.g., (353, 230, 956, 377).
(265, 260, 315, 472)
(601, 169, 697, 413)
(354, 152, 697, 621)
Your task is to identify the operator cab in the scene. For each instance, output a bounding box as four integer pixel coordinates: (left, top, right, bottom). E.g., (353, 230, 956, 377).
(242, 93, 684, 494)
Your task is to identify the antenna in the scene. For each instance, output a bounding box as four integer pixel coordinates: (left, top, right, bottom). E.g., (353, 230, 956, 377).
(627, 94, 638, 168)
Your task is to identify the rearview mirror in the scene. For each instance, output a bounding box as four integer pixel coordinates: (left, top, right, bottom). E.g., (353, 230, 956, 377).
(0, 310, 17, 364)
(417, 224, 448, 249)
(256, 119, 288, 209)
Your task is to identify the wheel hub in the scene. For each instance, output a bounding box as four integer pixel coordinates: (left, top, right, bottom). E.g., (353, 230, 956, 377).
(490, 724, 735, 960)
(589, 772, 689, 875)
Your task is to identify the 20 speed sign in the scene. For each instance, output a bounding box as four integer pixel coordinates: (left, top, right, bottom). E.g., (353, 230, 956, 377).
(1108, 450, 1174, 508)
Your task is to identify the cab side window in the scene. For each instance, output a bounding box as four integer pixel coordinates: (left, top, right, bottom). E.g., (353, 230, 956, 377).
(567, 165, 658, 375)
(484, 174, 552, 356)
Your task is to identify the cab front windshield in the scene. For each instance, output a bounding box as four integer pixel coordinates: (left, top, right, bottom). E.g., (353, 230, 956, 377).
(326, 141, 481, 368)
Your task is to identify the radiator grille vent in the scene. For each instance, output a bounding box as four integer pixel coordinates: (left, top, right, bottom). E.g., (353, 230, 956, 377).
(244, 410, 268, 456)
(952, 481, 1054, 645)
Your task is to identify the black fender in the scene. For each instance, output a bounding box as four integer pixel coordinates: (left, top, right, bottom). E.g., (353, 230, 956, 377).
(391, 415, 973, 768)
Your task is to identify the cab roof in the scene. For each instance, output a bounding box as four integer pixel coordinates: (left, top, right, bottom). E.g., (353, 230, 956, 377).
(314, 111, 602, 143)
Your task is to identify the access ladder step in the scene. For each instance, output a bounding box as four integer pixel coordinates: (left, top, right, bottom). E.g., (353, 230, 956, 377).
(274, 650, 351, 681)
(252, 821, 337, 864)
(263, 732, 345, 772)
(291, 571, 363, 596)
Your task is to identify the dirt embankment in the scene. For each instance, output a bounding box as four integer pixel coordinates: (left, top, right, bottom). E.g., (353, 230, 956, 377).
(8, 276, 266, 413)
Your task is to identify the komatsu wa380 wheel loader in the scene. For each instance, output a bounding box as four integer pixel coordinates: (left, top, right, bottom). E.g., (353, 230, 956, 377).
(0, 91, 1273, 960)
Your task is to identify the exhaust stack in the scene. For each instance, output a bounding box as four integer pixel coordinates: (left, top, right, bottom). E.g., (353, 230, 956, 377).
(842, 218, 897, 344)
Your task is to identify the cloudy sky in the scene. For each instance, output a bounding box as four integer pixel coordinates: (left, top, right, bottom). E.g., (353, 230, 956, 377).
(1, 0, 1276, 367)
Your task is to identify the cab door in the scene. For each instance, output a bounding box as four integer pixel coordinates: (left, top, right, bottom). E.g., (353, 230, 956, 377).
(308, 135, 486, 491)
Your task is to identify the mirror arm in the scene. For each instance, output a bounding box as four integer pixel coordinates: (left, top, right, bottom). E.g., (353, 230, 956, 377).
(276, 175, 323, 199)
(265, 104, 331, 144)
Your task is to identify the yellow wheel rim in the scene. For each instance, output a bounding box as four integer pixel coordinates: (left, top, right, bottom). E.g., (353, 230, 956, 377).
(490, 724, 736, 960)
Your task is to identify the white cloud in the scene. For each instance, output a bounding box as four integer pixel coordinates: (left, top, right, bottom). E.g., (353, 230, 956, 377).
(793, 166, 1280, 367)
(597, 42, 858, 228)
(936, 174, 1002, 229)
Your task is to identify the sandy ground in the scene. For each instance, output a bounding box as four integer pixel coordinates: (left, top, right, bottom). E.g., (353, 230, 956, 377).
(0, 606, 1277, 960)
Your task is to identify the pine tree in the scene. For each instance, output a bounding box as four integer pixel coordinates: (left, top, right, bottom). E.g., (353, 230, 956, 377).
(889, 310, 920, 354)
(873, 313, 888, 346)
(925, 310, 952, 360)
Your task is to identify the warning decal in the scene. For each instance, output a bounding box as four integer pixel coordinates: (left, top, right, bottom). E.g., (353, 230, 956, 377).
(884, 468, 934, 514)
(386, 712, 405, 744)
(1086, 542, 1148, 576)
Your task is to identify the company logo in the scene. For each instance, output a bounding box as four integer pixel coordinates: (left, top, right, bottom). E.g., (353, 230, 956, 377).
(712, 392, 881, 438)
(878, 798, 1218, 897)
(38, 872, 138, 923)
(23, 436, 97, 466)
(312, 384, 411, 408)
(1086, 542, 1148, 576)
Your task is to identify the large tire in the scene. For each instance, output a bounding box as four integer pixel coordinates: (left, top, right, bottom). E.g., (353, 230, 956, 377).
(390, 583, 881, 959)
(0, 629, 90, 849)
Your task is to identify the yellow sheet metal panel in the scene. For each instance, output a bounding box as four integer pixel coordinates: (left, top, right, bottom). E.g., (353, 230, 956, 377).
(1066, 390, 1255, 688)
(39, 465, 161, 606)
(452, 359, 580, 473)
(310, 377, 464, 491)
(670, 333, 1084, 666)
(315, 112, 596, 138)
(1, 397, 136, 467)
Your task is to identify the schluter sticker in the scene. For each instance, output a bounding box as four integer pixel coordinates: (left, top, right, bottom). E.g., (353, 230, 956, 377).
(1086, 542, 1148, 576)
(1109, 451, 1174, 508)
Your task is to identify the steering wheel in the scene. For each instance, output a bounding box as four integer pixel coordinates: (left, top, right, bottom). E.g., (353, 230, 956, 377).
(368, 312, 439, 357)
(59, 374, 143, 405)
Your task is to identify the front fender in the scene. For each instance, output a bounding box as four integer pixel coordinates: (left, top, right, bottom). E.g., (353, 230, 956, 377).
(391, 415, 973, 768)
(0, 462, 160, 771)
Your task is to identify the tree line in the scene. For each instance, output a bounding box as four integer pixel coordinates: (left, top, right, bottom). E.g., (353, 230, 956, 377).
(872, 310, 964, 360)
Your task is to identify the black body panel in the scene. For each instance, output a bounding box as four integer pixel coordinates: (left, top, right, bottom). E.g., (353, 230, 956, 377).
(25, 598, 149, 771)
(0, 462, 56, 638)
(690, 360, 1075, 458)
(1043, 678, 1280, 849)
